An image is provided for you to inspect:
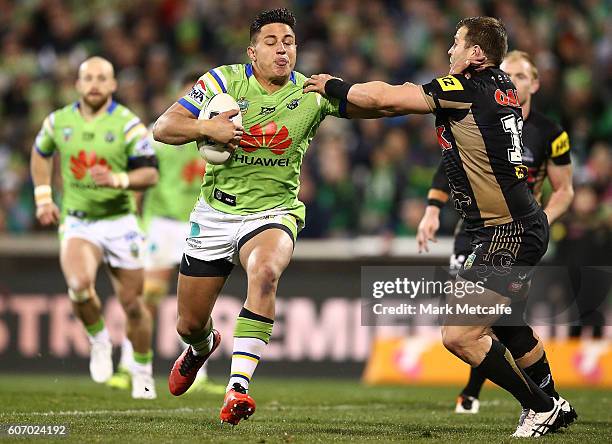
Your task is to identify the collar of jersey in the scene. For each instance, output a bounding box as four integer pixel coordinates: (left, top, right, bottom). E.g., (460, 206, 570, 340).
(72, 99, 118, 120)
(246, 64, 297, 95)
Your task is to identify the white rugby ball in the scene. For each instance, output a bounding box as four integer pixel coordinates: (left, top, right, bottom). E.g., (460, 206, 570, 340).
(197, 93, 242, 165)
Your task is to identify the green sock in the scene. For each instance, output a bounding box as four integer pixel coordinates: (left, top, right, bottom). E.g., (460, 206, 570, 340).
(133, 350, 153, 365)
(180, 321, 213, 355)
(85, 318, 105, 336)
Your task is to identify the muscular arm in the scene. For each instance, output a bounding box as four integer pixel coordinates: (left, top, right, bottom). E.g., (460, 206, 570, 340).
(345, 102, 399, 119)
(30, 147, 53, 187)
(152, 103, 209, 145)
(152, 103, 242, 146)
(347, 81, 431, 115)
(303, 76, 431, 115)
(125, 167, 158, 191)
(544, 162, 574, 224)
(30, 146, 60, 225)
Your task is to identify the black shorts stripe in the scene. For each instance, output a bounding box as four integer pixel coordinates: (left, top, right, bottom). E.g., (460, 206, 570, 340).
(179, 254, 234, 277)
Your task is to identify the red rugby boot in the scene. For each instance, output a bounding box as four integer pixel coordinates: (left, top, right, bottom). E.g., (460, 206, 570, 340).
(168, 329, 220, 396)
(220, 383, 256, 425)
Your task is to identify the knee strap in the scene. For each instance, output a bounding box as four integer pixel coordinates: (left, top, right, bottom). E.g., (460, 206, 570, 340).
(68, 287, 92, 303)
(492, 325, 538, 360)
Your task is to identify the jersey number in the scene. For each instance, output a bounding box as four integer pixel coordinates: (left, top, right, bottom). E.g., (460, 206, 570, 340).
(501, 115, 524, 164)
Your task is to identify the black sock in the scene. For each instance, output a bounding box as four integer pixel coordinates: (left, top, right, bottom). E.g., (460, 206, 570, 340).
(476, 340, 553, 412)
(461, 367, 486, 398)
(523, 353, 559, 399)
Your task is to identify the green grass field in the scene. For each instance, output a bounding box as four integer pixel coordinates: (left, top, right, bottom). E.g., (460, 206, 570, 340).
(0, 375, 610, 443)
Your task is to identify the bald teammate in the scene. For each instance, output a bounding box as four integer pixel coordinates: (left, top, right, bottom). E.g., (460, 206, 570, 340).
(31, 57, 159, 399)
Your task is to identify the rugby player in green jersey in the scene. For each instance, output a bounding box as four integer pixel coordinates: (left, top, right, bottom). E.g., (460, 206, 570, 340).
(30, 57, 159, 399)
(108, 72, 224, 395)
(154, 8, 385, 425)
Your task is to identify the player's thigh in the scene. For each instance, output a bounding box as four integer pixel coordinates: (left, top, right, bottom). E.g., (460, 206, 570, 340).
(239, 228, 294, 283)
(60, 237, 103, 288)
(108, 266, 144, 307)
(145, 267, 175, 286)
(177, 272, 227, 324)
(444, 276, 512, 329)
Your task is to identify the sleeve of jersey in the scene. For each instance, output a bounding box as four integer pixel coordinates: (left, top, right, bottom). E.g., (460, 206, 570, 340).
(321, 95, 349, 119)
(431, 159, 450, 193)
(124, 117, 158, 169)
(548, 129, 571, 165)
(34, 113, 57, 157)
(419, 75, 473, 113)
(178, 67, 230, 118)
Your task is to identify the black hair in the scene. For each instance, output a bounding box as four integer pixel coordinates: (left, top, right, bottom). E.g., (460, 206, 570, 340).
(250, 8, 296, 43)
(456, 17, 508, 66)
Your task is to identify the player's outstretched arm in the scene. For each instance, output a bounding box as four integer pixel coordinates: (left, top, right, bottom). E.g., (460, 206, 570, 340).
(303, 74, 431, 115)
(30, 146, 60, 226)
(153, 103, 243, 146)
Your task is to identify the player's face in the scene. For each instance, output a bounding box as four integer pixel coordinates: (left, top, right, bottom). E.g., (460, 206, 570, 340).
(76, 61, 117, 111)
(448, 26, 473, 72)
(249, 23, 296, 82)
(501, 58, 539, 106)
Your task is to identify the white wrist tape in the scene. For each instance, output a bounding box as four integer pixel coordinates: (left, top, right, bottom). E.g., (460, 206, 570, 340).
(111, 172, 130, 189)
(34, 185, 53, 206)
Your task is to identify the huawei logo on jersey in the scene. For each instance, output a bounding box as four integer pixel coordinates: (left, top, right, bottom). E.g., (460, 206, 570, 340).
(70, 150, 109, 180)
(239, 121, 292, 155)
(182, 158, 206, 184)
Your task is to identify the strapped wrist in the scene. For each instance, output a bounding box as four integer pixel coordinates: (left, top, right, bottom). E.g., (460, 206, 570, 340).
(427, 198, 445, 209)
(34, 185, 53, 206)
(111, 172, 130, 189)
(324, 78, 353, 101)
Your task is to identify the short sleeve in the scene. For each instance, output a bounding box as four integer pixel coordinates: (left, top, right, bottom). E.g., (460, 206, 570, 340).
(178, 66, 229, 118)
(320, 95, 348, 119)
(431, 160, 450, 193)
(34, 112, 57, 157)
(124, 116, 154, 159)
(419, 75, 473, 113)
(548, 129, 571, 165)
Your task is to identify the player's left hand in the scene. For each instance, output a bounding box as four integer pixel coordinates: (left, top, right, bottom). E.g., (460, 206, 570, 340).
(449, 54, 487, 75)
(303, 74, 337, 95)
(90, 164, 114, 187)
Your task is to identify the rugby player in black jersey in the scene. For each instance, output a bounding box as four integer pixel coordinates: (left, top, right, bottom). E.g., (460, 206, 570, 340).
(305, 17, 575, 437)
(417, 50, 574, 415)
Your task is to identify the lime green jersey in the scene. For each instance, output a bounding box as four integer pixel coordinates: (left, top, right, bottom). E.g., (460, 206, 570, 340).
(35, 100, 153, 220)
(178, 64, 346, 225)
(142, 138, 204, 227)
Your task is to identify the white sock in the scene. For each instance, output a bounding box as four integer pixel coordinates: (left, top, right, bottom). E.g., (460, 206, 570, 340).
(227, 337, 266, 393)
(131, 360, 152, 376)
(119, 337, 133, 370)
(89, 327, 110, 344)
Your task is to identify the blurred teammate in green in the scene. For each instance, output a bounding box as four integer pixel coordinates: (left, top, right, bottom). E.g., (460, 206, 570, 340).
(107, 72, 225, 395)
(30, 57, 158, 399)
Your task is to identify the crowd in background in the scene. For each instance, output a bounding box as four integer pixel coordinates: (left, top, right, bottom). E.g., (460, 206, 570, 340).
(0, 0, 610, 255)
